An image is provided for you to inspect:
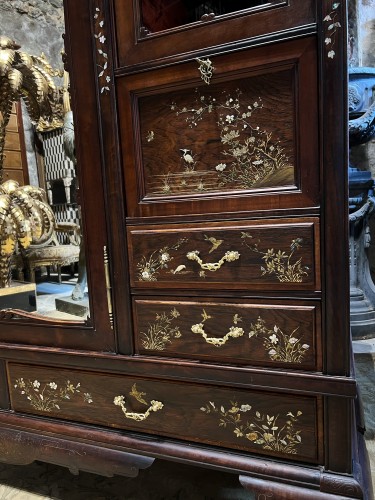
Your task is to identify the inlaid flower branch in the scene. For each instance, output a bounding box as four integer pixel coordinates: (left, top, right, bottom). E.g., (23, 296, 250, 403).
(113, 384, 163, 422)
(141, 308, 181, 350)
(137, 238, 188, 281)
(249, 316, 310, 363)
(13, 378, 93, 412)
(200, 401, 303, 455)
(241, 233, 309, 282)
(94, 5, 111, 93)
(323, 2, 341, 59)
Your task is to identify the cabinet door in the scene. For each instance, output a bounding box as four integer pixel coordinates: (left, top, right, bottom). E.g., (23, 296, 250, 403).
(0, 0, 123, 351)
(118, 38, 319, 219)
(112, 0, 316, 72)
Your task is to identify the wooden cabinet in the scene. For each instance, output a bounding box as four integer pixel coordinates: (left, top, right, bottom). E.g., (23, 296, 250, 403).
(0, 1, 370, 498)
(2, 102, 29, 186)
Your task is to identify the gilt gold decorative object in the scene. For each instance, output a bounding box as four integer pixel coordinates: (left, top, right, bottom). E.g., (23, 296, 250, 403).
(0, 36, 64, 177)
(196, 57, 214, 84)
(0, 179, 54, 288)
(186, 249, 240, 272)
(113, 384, 164, 422)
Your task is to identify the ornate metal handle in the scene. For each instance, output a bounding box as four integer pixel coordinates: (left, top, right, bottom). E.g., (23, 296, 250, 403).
(186, 250, 240, 271)
(196, 57, 214, 84)
(191, 322, 244, 347)
(113, 396, 163, 421)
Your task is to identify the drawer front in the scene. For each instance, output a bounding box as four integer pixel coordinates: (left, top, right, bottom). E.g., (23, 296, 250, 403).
(128, 218, 320, 291)
(133, 298, 321, 371)
(8, 364, 321, 464)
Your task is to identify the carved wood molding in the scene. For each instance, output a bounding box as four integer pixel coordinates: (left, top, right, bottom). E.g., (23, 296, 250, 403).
(240, 474, 363, 499)
(0, 426, 154, 477)
(0, 308, 88, 326)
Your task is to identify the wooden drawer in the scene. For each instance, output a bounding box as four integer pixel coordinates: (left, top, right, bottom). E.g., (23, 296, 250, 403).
(8, 363, 322, 464)
(118, 38, 319, 219)
(128, 218, 320, 291)
(113, 0, 316, 71)
(133, 298, 321, 371)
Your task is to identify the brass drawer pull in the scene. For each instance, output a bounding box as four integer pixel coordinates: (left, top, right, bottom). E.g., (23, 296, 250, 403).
(186, 250, 240, 272)
(191, 308, 244, 347)
(113, 383, 163, 422)
(191, 322, 244, 347)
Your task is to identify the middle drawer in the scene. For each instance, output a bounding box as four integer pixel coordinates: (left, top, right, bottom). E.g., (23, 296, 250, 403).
(127, 218, 320, 291)
(133, 297, 321, 371)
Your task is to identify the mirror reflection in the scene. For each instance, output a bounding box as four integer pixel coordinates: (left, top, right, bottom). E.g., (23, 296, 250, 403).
(140, 0, 272, 33)
(0, 26, 89, 321)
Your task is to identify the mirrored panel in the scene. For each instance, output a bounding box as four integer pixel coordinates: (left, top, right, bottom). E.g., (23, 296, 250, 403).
(0, 28, 89, 322)
(140, 0, 279, 33)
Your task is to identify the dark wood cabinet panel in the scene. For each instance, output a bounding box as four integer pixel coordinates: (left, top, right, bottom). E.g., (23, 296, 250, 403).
(118, 38, 319, 219)
(128, 218, 320, 291)
(0, 1, 364, 496)
(112, 0, 316, 71)
(139, 0, 285, 34)
(8, 363, 321, 463)
(133, 298, 321, 370)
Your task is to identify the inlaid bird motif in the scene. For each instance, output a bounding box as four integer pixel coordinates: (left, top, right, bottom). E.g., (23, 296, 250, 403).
(180, 149, 196, 171)
(204, 234, 224, 253)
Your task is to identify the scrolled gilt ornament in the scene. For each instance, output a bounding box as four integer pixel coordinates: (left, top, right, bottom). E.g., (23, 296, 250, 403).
(196, 57, 214, 84)
(113, 395, 164, 421)
(186, 249, 240, 272)
(191, 322, 244, 346)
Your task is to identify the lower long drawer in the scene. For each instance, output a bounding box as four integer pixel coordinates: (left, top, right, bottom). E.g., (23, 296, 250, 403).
(133, 297, 321, 371)
(8, 363, 322, 464)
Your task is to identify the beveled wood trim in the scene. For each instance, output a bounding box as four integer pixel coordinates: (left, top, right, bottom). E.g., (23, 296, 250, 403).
(88, 0, 134, 354)
(319, 1, 350, 376)
(0, 345, 357, 398)
(324, 396, 353, 474)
